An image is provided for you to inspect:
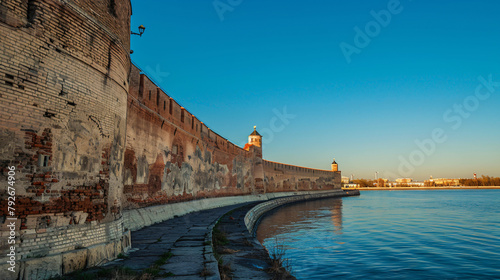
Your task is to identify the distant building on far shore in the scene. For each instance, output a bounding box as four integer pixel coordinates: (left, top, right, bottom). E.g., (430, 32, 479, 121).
(396, 178, 413, 183)
(425, 178, 460, 186)
(386, 181, 424, 187)
(341, 176, 350, 184)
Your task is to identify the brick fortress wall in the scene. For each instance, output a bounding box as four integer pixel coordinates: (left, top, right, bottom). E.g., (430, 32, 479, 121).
(123, 64, 257, 208)
(263, 160, 341, 192)
(0, 0, 131, 278)
(122, 65, 341, 208)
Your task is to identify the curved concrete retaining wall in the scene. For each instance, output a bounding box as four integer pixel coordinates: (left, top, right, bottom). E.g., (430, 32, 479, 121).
(244, 189, 359, 234)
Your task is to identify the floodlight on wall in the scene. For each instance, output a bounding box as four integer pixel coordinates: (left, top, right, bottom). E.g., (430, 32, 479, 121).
(131, 25, 146, 37)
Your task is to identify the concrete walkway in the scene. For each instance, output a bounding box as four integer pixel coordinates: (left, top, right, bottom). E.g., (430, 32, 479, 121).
(105, 203, 251, 280)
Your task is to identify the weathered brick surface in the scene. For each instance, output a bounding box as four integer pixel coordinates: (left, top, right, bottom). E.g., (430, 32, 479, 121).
(0, 0, 131, 277)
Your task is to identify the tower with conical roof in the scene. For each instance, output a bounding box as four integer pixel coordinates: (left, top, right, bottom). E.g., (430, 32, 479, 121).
(248, 126, 262, 147)
(244, 126, 263, 158)
(331, 158, 338, 171)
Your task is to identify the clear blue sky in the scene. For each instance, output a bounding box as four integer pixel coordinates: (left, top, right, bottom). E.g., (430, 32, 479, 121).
(129, 0, 500, 181)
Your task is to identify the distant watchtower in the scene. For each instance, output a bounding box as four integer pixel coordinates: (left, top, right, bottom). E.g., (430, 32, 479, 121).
(331, 158, 338, 171)
(248, 126, 262, 147)
(244, 126, 263, 158)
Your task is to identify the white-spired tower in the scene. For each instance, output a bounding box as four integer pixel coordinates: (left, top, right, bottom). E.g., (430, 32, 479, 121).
(248, 126, 262, 147)
(331, 158, 338, 171)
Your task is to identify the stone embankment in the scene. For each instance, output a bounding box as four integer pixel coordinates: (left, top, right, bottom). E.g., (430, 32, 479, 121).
(60, 190, 358, 279)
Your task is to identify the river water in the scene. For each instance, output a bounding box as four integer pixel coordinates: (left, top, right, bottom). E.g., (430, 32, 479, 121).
(256, 190, 500, 279)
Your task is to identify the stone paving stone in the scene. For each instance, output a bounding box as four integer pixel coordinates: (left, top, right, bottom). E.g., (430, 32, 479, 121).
(169, 253, 204, 264)
(175, 240, 205, 247)
(185, 229, 208, 235)
(132, 238, 162, 244)
(160, 261, 204, 276)
(137, 245, 173, 256)
(178, 236, 205, 242)
(146, 225, 176, 230)
(157, 236, 182, 244)
(170, 246, 204, 256)
(189, 226, 209, 230)
(133, 230, 164, 239)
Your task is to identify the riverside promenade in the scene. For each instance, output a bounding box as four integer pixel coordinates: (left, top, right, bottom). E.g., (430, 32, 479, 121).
(71, 190, 359, 280)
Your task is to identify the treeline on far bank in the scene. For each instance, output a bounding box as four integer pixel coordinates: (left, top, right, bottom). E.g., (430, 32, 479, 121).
(351, 179, 377, 188)
(351, 179, 418, 188)
(458, 176, 500, 186)
(348, 176, 500, 188)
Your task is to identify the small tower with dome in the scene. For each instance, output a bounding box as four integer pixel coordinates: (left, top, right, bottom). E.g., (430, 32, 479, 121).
(248, 126, 262, 147)
(244, 126, 263, 158)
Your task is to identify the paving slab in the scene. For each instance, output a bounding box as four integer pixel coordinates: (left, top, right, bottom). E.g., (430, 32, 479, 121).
(178, 236, 205, 241)
(169, 254, 205, 264)
(160, 261, 204, 276)
(190, 226, 209, 230)
(136, 246, 174, 256)
(175, 240, 205, 247)
(185, 229, 209, 235)
(132, 238, 162, 244)
(170, 246, 204, 256)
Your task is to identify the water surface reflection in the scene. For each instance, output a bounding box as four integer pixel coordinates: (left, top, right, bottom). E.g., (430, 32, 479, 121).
(257, 198, 343, 243)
